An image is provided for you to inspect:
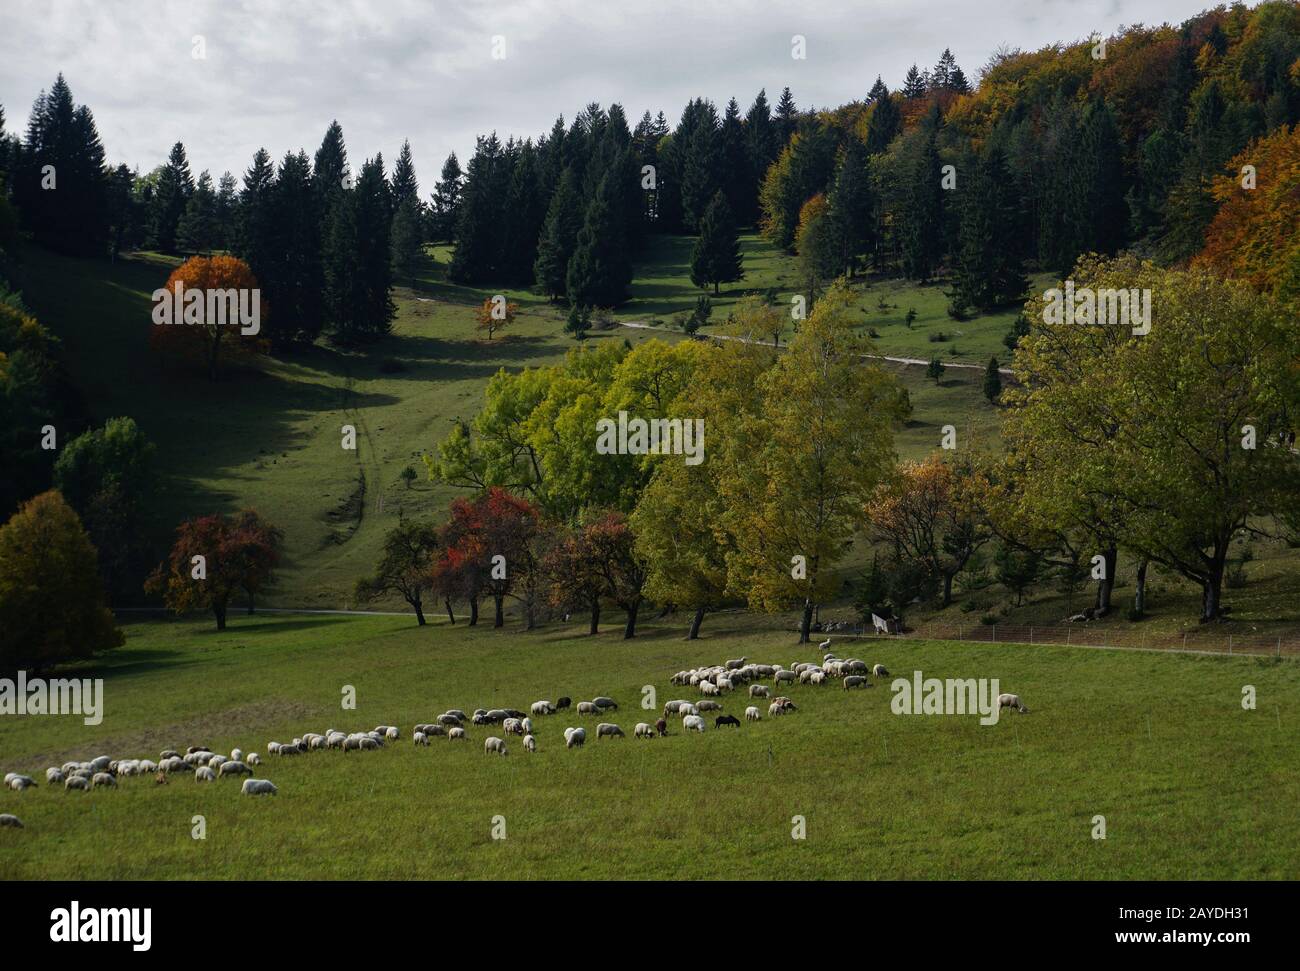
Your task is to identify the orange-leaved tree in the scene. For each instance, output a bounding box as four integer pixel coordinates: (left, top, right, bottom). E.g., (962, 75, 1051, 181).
(149, 255, 267, 380)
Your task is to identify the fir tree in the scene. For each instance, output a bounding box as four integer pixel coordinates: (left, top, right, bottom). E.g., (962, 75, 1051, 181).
(213, 171, 237, 250)
(147, 142, 193, 253)
(775, 87, 798, 145)
(429, 152, 463, 243)
(268, 150, 324, 345)
(680, 101, 721, 231)
(533, 167, 584, 301)
(176, 169, 217, 254)
(902, 65, 927, 99)
(566, 172, 633, 308)
(950, 147, 1027, 309)
(865, 90, 902, 154)
(983, 356, 1002, 403)
(827, 138, 875, 275)
(690, 190, 743, 294)
(449, 134, 508, 284)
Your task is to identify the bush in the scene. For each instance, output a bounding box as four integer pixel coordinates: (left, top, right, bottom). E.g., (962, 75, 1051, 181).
(928, 330, 949, 343)
(980, 613, 999, 625)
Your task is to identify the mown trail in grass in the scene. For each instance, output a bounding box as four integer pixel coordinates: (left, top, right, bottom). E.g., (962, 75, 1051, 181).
(1, 614, 1296, 879)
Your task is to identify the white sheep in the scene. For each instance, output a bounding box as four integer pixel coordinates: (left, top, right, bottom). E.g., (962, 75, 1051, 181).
(0, 814, 22, 828)
(523, 734, 537, 753)
(576, 701, 599, 715)
(231, 748, 244, 762)
(7, 776, 36, 791)
(267, 742, 281, 754)
(872, 664, 889, 678)
(91, 772, 117, 789)
(810, 671, 826, 686)
(414, 731, 428, 746)
(247, 753, 261, 766)
(697, 700, 722, 712)
(195, 766, 216, 783)
(768, 701, 784, 717)
(160, 750, 181, 760)
(699, 681, 719, 697)
(678, 703, 699, 719)
(745, 706, 761, 722)
(448, 727, 467, 741)
(634, 723, 655, 739)
(45, 767, 64, 785)
(725, 657, 746, 670)
(774, 670, 797, 685)
(596, 723, 625, 739)
(139, 760, 158, 774)
(530, 701, 554, 716)
(843, 675, 869, 690)
(564, 727, 586, 749)
(484, 736, 508, 757)
(997, 693, 1030, 713)
(241, 779, 278, 796)
(520, 717, 534, 735)
(385, 726, 400, 740)
(749, 684, 769, 699)
(503, 717, 524, 736)
(65, 776, 90, 792)
(90, 756, 112, 773)
(682, 714, 705, 733)
(219, 761, 252, 778)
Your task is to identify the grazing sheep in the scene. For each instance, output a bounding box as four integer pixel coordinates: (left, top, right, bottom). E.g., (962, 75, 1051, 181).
(592, 697, 618, 711)
(556, 697, 572, 710)
(715, 714, 741, 728)
(385, 726, 400, 741)
(699, 681, 719, 697)
(678, 703, 700, 719)
(91, 772, 117, 789)
(90, 756, 112, 773)
(997, 693, 1030, 714)
(745, 706, 761, 722)
(768, 701, 784, 717)
(267, 742, 282, 754)
(425, 724, 447, 738)
(725, 657, 746, 670)
(0, 814, 22, 828)
(634, 723, 655, 739)
(160, 750, 181, 760)
(818, 638, 832, 651)
(484, 709, 509, 724)
(247, 753, 261, 766)
(358, 737, 380, 751)
(276, 744, 301, 757)
(749, 684, 770, 699)
(774, 670, 797, 686)
(596, 723, 625, 740)
(448, 727, 467, 741)
(576, 701, 599, 716)
(195, 767, 216, 783)
(564, 727, 586, 749)
(654, 718, 668, 737)
(503, 718, 524, 736)
(530, 701, 554, 716)
(230, 748, 244, 762)
(65, 776, 90, 792)
(7, 776, 36, 791)
(208, 754, 228, 770)
(521, 717, 534, 735)
(444, 710, 468, 721)
(663, 700, 690, 715)
(809, 671, 826, 686)
(872, 664, 889, 678)
(219, 761, 252, 778)
(241, 779, 278, 796)
(138, 760, 158, 774)
(682, 715, 705, 733)
(45, 768, 65, 786)
(697, 700, 722, 712)
(414, 731, 428, 747)
(843, 675, 869, 690)
(484, 737, 508, 757)
(437, 713, 462, 727)
(523, 734, 537, 753)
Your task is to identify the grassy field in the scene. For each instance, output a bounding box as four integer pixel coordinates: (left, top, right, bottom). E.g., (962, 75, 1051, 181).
(15, 239, 1012, 609)
(1, 613, 1296, 880)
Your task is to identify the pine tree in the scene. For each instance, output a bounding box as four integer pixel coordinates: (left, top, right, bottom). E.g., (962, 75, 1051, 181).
(268, 150, 323, 344)
(566, 172, 633, 308)
(391, 139, 420, 210)
(775, 87, 798, 145)
(719, 98, 750, 222)
(827, 138, 875, 275)
(213, 171, 237, 250)
(690, 190, 743, 294)
(564, 303, 591, 340)
(449, 134, 508, 284)
(430, 152, 463, 244)
(177, 169, 217, 254)
(14, 75, 110, 256)
(951, 147, 1027, 310)
(325, 156, 394, 343)
(868, 76, 890, 103)
(502, 140, 546, 284)
(900, 128, 944, 281)
(680, 101, 721, 231)
(982, 356, 1002, 403)
(865, 90, 902, 154)
(390, 197, 423, 283)
(234, 148, 275, 276)
(147, 141, 193, 253)
(926, 356, 945, 382)
(745, 90, 778, 225)
(533, 167, 584, 301)
(931, 49, 958, 91)
(902, 65, 927, 99)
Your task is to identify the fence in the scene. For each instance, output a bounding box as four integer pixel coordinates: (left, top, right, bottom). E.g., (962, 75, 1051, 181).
(821, 621, 1300, 658)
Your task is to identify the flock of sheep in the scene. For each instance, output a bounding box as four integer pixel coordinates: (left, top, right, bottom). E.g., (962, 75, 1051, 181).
(1, 640, 1029, 831)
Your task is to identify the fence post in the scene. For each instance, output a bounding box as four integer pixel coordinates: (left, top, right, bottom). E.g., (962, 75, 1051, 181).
(1067, 628, 1071, 646)
(1229, 635, 1233, 655)
(992, 624, 996, 643)
(1183, 632, 1187, 651)
(1029, 627, 1034, 645)
(1279, 636, 1283, 658)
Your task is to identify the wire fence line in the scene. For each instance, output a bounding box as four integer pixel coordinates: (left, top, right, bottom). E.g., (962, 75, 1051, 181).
(816, 621, 1300, 658)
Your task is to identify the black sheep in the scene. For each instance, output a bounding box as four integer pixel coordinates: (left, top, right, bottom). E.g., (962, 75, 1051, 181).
(715, 714, 741, 728)
(556, 697, 572, 710)
(655, 718, 668, 736)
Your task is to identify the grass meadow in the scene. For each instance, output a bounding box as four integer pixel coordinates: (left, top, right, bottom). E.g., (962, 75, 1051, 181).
(1, 612, 1297, 880)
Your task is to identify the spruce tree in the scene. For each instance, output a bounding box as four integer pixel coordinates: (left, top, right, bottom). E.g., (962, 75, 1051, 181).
(827, 138, 875, 275)
(449, 134, 507, 284)
(865, 90, 902, 154)
(902, 65, 927, 99)
(268, 150, 324, 344)
(868, 76, 890, 103)
(147, 141, 193, 253)
(719, 98, 750, 222)
(502, 141, 546, 285)
(983, 356, 1002, 403)
(566, 172, 632, 308)
(214, 171, 237, 250)
(900, 128, 944, 281)
(533, 167, 583, 301)
(235, 148, 275, 276)
(680, 101, 721, 231)
(744, 89, 778, 224)
(951, 147, 1027, 310)
(775, 87, 798, 145)
(391, 139, 420, 210)
(176, 169, 217, 254)
(690, 190, 743, 294)
(430, 152, 463, 243)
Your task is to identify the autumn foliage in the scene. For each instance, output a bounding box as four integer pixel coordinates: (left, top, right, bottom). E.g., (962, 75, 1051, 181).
(149, 255, 267, 379)
(475, 297, 518, 341)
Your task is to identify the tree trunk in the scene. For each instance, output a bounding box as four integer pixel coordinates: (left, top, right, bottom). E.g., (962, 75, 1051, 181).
(623, 600, 640, 639)
(413, 599, 426, 626)
(214, 601, 227, 631)
(493, 594, 504, 628)
(589, 599, 601, 636)
(687, 606, 706, 640)
(1200, 541, 1229, 623)
(1095, 547, 1117, 615)
(246, 589, 255, 615)
(444, 598, 456, 625)
(469, 597, 479, 626)
(942, 572, 954, 607)
(713, 281, 720, 295)
(799, 599, 814, 644)
(1133, 559, 1148, 618)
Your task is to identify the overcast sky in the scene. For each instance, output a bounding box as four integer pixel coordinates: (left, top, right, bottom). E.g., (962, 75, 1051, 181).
(3, 0, 1218, 191)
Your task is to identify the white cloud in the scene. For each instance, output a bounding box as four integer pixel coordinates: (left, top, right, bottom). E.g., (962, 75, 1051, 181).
(1, 0, 1217, 191)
